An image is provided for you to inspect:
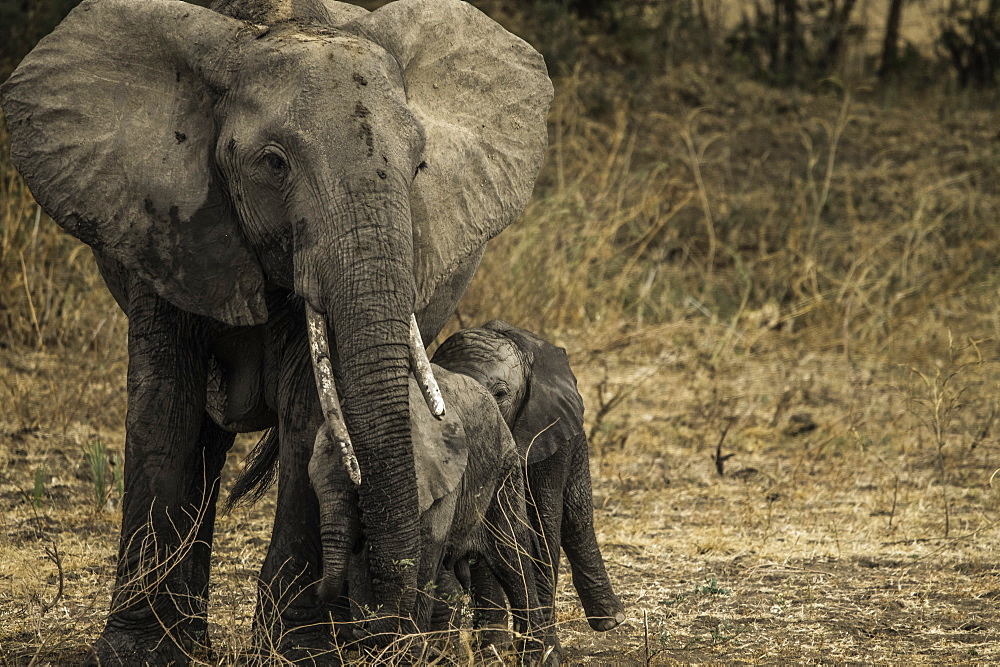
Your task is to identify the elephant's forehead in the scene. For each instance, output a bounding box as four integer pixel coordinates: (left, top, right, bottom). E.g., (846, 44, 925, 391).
(434, 333, 525, 378)
(472, 339, 524, 375)
(246, 30, 400, 88)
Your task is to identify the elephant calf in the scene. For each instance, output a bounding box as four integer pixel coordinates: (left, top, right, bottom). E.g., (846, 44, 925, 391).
(332, 368, 554, 661)
(432, 321, 626, 646)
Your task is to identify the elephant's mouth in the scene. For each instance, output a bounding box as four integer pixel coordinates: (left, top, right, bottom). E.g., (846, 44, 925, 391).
(304, 304, 444, 488)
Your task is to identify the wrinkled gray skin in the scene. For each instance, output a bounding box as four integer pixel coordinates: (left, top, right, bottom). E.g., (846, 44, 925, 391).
(334, 370, 555, 661)
(0, 0, 551, 663)
(432, 321, 626, 648)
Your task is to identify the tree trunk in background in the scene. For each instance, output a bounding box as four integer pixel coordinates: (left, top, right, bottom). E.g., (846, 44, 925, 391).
(879, 0, 906, 78)
(820, 0, 859, 73)
(770, 0, 783, 75)
(783, 0, 799, 78)
(769, 0, 801, 82)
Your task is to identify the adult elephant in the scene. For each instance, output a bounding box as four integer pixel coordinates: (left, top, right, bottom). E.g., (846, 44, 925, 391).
(0, 0, 552, 662)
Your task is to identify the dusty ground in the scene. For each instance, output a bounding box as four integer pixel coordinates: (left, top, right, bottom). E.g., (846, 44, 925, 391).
(2, 317, 997, 665)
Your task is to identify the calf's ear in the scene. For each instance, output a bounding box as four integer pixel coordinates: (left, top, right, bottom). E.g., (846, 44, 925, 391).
(485, 320, 585, 464)
(410, 379, 469, 513)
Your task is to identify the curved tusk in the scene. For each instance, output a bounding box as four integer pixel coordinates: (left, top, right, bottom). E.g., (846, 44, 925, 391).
(408, 313, 446, 420)
(305, 304, 362, 487)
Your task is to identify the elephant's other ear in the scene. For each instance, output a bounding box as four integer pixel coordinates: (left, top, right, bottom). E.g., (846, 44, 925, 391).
(0, 0, 267, 326)
(411, 372, 469, 513)
(486, 320, 584, 464)
(345, 0, 553, 315)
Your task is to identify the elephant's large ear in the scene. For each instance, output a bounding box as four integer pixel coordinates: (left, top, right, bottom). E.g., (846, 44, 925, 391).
(485, 320, 585, 464)
(344, 0, 553, 315)
(0, 0, 267, 326)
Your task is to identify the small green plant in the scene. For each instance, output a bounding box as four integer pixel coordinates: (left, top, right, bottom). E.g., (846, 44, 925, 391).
(659, 594, 687, 606)
(709, 622, 743, 645)
(694, 577, 731, 596)
(82, 439, 111, 510)
(32, 466, 46, 509)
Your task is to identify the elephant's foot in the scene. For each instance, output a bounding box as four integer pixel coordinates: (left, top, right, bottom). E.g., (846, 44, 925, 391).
(344, 615, 429, 665)
(277, 636, 343, 666)
(254, 615, 338, 665)
(86, 628, 193, 667)
(475, 622, 509, 650)
(584, 597, 626, 632)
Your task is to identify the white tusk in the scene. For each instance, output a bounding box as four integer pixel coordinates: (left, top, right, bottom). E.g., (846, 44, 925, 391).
(408, 313, 446, 420)
(305, 304, 361, 487)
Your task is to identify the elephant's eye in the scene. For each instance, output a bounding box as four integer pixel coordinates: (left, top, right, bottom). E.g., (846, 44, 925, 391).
(492, 383, 509, 401)
(262, 150, 289, 182)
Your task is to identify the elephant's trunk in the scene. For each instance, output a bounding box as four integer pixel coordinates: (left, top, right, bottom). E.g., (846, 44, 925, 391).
(296, 185, 421, 625)
(308, 425, 360, 603)
(306, 309, 443, 600)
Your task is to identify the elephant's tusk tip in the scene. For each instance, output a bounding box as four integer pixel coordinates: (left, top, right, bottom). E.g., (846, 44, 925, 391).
(340, 446, 362, 486)
(408, 313, 447, 420)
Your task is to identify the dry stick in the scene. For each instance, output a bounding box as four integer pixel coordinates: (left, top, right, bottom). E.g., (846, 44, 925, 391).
(769, 385, 794, 428)
(970, 404, 998, 450)
(643, 609, 651, 666)
(889, 476, 899, 527)
(712, 421, 735, 476)
(19, 250, 42, 348)
(811, 88, 851, 233)
(680, 110, 720, 282)
(936, 437, 950, 539)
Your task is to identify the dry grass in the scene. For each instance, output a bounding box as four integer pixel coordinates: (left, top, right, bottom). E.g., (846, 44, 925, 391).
(3, 19, 1000, 664)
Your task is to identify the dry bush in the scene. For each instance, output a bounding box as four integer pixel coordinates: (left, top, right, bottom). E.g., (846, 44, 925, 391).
(456, 70, 1000, 362)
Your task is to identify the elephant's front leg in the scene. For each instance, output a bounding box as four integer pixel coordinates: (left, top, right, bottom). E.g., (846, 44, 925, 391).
(561, 440, 625, 632)
(91, 291, 232, 666)
(525, 456, 568, 635)
(484, 467, 554, 664)
(255, 320, 338, 660)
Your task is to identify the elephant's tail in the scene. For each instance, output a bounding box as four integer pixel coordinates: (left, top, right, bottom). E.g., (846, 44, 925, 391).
(225, 428, 279, 511)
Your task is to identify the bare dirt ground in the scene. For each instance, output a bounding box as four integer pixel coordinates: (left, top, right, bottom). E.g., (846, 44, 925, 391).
(2, 316, 998, 665)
